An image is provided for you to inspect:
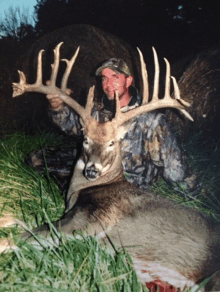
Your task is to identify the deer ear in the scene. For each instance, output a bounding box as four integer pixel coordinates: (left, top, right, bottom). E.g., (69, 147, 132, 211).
(117, 121, 132, 140)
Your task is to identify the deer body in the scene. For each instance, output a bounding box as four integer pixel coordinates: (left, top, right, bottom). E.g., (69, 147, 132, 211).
(21, 179, 220, 290)
(10, 43, 220, 290)
(19, 114, 220, 290)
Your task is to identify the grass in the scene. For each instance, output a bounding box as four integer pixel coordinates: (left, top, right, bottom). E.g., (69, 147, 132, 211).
(152, 132, 220, 218)
(0, 132, 64, 230)
(0, 234, 142, 292)
(0, 131, 146, 292)
(0, 130, 219, 291)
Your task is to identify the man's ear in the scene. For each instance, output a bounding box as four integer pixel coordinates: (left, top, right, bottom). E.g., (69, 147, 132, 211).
(126, 76, 133, 88)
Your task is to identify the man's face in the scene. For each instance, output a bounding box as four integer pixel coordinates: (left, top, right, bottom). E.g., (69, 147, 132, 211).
(101, 68, 130, 100)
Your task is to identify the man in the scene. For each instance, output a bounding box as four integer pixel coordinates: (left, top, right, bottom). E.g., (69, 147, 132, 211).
(27, 58, 198, 193)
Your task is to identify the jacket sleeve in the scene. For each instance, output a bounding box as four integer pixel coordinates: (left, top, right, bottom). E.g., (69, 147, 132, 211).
(121, 111, 198, 192)
(48, 105, 83, 137)
(144, 112, 199, 192)
(152, 114, 188, 182)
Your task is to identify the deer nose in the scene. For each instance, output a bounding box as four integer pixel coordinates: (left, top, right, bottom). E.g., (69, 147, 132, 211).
(85, 164, 100, 180)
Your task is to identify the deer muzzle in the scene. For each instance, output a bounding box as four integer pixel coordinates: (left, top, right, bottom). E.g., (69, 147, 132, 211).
(84, 163, 101, 181)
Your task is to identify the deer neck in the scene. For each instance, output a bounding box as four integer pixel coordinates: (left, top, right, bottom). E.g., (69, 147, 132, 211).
(67, 150, 124, 196)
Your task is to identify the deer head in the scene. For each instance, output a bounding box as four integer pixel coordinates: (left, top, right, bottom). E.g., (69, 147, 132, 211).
(81, 118, 119, 181)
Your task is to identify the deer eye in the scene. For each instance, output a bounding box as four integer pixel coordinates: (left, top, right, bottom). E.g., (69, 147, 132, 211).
(108, 140, 115, 147)
(83, 138, 89, 147)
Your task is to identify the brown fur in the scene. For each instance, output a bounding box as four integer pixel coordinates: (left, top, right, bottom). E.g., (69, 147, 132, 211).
(18, 179, 220, 290)
(84, 119, 117, 143)
(18, 109, 220, 290)
(1, 108, 220, 290)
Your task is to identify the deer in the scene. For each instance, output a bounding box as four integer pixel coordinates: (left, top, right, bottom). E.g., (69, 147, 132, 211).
(2, 42, 220, 291)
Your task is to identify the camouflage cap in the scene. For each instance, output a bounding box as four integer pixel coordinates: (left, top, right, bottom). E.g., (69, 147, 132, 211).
(95, 58, 131, 76)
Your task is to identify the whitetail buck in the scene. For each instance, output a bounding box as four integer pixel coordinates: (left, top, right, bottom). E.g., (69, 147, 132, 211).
(5, 43, 220, 290)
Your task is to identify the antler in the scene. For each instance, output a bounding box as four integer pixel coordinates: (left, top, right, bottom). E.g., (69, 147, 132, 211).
(12, 43, 193, 125)
(12, 42, 90, 122)
(114, 47, 193, 125)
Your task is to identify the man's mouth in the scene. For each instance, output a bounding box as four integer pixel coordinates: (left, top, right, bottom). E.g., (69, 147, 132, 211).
(106, 91, 115, 98)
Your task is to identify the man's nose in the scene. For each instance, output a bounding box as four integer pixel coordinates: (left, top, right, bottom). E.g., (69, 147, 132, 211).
(107, 80, 118, 89)
(106, 79, 114, 87)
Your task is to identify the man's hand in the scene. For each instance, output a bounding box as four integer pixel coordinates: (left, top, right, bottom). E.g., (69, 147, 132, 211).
(46, 80, 72, 111)
(47, 94, 64, 111)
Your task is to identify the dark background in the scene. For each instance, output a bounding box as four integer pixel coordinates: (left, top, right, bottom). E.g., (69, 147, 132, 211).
(33, 0, 220, 61)
(0, 0, 220, 135)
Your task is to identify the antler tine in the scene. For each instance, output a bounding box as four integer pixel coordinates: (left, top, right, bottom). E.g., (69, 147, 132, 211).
(12, 70, 27, 98)
(50, 42, 63, 87)
(164, 58, 171, 100)
(12, 49, 44, 98)
(36, 49, 44, 86)
(137, 48, 149, 105)
(171, 76, 194, 121)
(152, 47, 159, 101)
(114, 90, 122, 121)
(171, 76, 191, 107)
(164, 59, 194, 121)
(61, 46, 80, 92)
(164, 58, 191, 109)
(85, 85, 95, 118)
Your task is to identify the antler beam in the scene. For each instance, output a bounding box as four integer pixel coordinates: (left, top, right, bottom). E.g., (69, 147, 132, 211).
(12, 43, 193, 124)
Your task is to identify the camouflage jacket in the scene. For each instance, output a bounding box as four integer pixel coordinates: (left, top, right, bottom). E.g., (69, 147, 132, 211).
(49, 90, 193, 190)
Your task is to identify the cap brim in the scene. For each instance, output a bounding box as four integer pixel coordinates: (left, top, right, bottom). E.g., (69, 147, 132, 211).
(95, 66, 128, 76)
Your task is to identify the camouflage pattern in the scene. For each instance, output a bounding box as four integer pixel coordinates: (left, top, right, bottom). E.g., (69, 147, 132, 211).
(27, 89, 198, 194)
(26, 145, 77, 178)
(121, 111, 187, 189)
(48, 105, 83, 137)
